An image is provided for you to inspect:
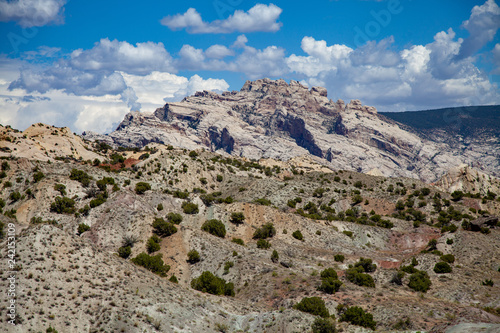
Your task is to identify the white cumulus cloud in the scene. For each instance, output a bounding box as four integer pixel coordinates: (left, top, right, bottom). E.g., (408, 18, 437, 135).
(492, 43, 500, 74)
(69, 38, 174, 75)
(0, 0, 66, 27)
(205, 45, 234, 59)
(1, 48, 230, 134)
(161, 4, 282, 34)
(286, 33, 500, 110)
(457, 0, 500, 60)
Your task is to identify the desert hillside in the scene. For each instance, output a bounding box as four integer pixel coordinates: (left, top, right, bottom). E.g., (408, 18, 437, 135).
(0, 124, 499, 332)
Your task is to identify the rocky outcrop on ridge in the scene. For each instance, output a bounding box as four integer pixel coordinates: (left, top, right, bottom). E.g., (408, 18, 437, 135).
(434, 164, 500, 196)
(82, 79, 498, 182)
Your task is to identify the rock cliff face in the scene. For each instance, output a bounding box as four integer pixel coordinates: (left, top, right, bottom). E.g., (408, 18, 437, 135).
(82, 79, 497, 182)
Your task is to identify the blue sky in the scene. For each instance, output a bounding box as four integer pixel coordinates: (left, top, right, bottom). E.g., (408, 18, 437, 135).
(0, 0, 499, 133)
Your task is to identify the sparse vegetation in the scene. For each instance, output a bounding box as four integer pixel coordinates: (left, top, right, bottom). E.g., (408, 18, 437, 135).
(135, 182, 151, 194)
(292, 229, 303, 241)
(230, 212, 245, 224)
(253, 223, 276, 239)
(166, 212, 183, 224)
(311, 317, 337, 333)
(146, 235, 161, 253)
(182, 202, 199, 214)
(50, 196, 76, 214)
(69, 168, 91, 187)
(191, 271, 234, 296)
(118, 246, 131, 259)
(434, 262, 452, 274)
(317, 267, 342, 294)
(131, 253, 170, 276)
(334, 254, 345, 263)
(232, 238, 245, 246)
(337, 304, 376, 330)
(408, 270, 431, 292)
(187, 249, 201, 264)
(201, 219, 226, 238)
(257, 239, 271, 249)
(152, 218, 178, 237)
(77, 223, 90, 235)
(294, 297, 329, 318)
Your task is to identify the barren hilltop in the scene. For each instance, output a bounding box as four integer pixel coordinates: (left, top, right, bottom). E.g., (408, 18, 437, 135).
(0, 80, 499, 333)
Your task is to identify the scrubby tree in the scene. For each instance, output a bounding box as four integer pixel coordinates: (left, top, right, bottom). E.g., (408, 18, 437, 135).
(191, 271, 234, 296)
(146, 235, 161, 253)
(9, 191, 21, 202)
(318, 277, 342, 294)
(54, 184, 66, 196)
(182, 202, 199, 214)
(338, 305, 376, 330)
(451, 190, 464, 201)
(345, 266, 375, 288)
(232, 238, 245, 246)
(50, 196, 76, 214)
(77, 223, 90, 235)
(253, 223, 276, 239)
(311, 317, 337, 333)
(271, 250, 279, 263)
(230, 212, 245, 224)
(354, 257, 377, 273)
(440, 254, 455, 263)
(434, 262, 452, 274)
(408, 270, 431, 292)
(187, 249, 201, 264)
(257, 239, 271, 249)
(135, 182, 151, 194)
(118, 246, 131, 259)
(152, 218, 177, 237)
(131, 253, 170, 276)
(201, 219, 226, 238)
(334, 254, 345, 263)
(292, 230, 304, 241)
(166, 212, 183, 224)
(390, 271, 405, 285)
(33, 171, 45, 183)
(69, 168, 91, 187)
(294, 297, 329, 318)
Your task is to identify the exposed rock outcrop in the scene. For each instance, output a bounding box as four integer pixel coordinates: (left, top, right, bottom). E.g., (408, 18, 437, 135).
(1, 123, 103, 162)
(434, 164, 500, 195)
(82, 78, 498, 182)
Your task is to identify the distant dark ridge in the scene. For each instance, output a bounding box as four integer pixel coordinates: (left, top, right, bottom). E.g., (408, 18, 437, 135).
(380, 105, 500, 134)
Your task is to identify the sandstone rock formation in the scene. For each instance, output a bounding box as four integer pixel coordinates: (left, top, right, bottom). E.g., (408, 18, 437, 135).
(82, 79, 498, 182)
(1, 123, 103, 162)
(434, 164, 500, 196)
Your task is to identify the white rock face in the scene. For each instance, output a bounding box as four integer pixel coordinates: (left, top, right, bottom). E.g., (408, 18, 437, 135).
(82, 78, 496, 182)
(433, 164, 500, 195)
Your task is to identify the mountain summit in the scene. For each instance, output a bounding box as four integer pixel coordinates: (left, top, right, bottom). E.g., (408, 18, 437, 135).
(83, 79, 498, 182)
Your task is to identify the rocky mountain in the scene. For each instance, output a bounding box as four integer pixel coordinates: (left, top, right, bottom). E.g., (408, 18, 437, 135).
(82, 79, 500, 182)
(381, 105, 500, 179)
(0, 125, 499, 332)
